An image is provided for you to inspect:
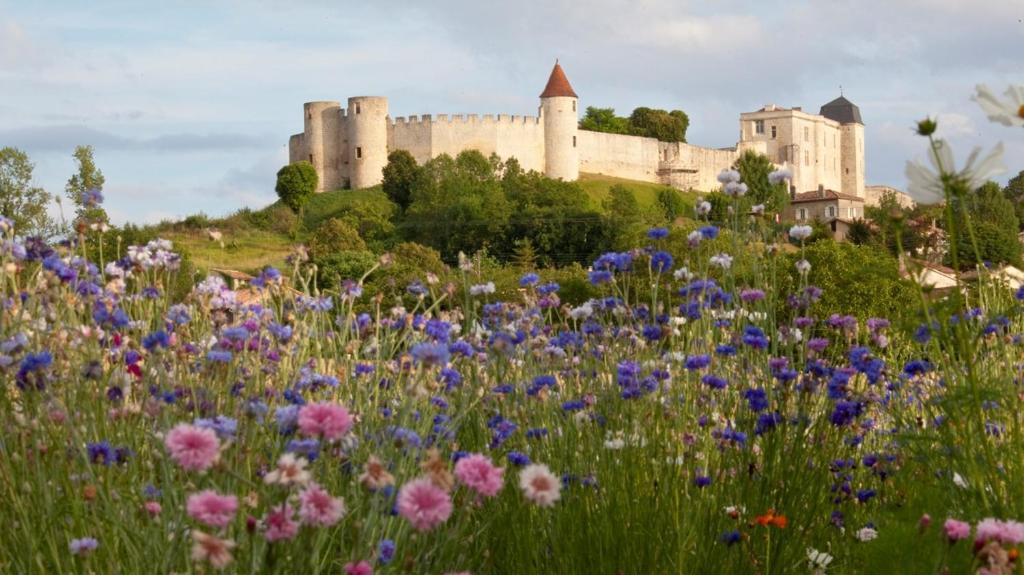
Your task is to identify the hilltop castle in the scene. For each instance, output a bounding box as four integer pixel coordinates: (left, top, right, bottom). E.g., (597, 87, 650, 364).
(288, 61, 866, 207)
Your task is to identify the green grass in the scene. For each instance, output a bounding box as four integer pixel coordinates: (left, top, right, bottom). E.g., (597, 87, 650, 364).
(577, 172, 700, 211)
(302, 186, 389, 229)
(160, 228, 295, 274)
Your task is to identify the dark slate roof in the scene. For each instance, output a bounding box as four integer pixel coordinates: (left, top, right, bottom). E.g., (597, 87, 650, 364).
(819, 96, 863, 125)
(540, 61, 578, 98)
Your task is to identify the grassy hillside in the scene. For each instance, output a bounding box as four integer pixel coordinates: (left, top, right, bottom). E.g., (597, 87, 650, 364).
(577, 172, 701, 210)
(154, 175, 698, 274)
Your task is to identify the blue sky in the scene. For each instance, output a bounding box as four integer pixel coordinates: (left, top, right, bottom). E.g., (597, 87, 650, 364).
(1, 0, 1021, 224)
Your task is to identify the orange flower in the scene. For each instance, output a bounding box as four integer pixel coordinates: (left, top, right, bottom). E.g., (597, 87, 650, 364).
(753, 509, 787, 528)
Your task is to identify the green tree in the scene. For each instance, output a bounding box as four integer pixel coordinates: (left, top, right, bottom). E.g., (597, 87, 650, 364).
(845, 219, 874, 245)
(579, 107, 631, 134)
(628, 107, 689, 142)
(404, 151, 511, 260)
(381, 150, 420, 211)
(307, 218, 367, 260)
(865, 190, 921, 256)
(733, 150, 787, 214)
(65, 145, 107, 227)
(512, 238, 538, 269)
(656, 188, 690, 223)
(945, 181, 1021, 268)
(275, 161, 318, 213)
(0, 147, 55, 237)
(1003, 170, 1024, 230)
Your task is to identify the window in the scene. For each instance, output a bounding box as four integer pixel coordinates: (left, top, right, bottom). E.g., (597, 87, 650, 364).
(803, 126, 809, 142)
(850, 207, 857, 218)
(356, 147, 362, 159)
(804, 150, 810, 166)
(845, 167, 849, 174)
(309, 154, 314, 163)
(355, 104, 361, 114)
(572, 101, 576, 112)
(770, 125, 777, 139)
(798, 208, 807, 220)
(307, 111, 312, 120)
(755, 120, 765, 134)
(573, 136, 576, 148)
(826, 206, 836, 218)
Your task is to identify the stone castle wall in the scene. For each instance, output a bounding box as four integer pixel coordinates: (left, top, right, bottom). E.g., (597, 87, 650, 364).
(388, 114, 546, 173)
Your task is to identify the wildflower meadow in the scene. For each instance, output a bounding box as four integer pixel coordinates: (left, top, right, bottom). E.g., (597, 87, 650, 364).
(2, 87, 1024, 574)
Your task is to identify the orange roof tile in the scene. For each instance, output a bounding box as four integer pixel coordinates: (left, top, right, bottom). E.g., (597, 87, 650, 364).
(540, 61, 578, 98)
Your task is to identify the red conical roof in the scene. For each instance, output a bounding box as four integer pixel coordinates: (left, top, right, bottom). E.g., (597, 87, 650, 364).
(539, 60, 578, 98)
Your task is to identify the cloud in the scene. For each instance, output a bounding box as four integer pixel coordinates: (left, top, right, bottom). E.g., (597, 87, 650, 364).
(0, 125, 274, 153)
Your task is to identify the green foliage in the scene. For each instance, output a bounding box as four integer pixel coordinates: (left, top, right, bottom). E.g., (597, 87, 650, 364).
(275, 161, 318, 213)
(365, 242, 450, 302)
(655, 188, 690, 222)
(845, 219, 874, 245)
(242, 205, 300, 237)
(1002, 170, 1024, 230)
(381, 150, 420, 211)
(865, 190, 921, 256)
(65, 145, 107, 226)
(602, 185, 648, 249)
(578, 107, 631, 135)
(314, 250, 377, 290)
(579, 106, 689, 142)
(0, 147, 56, 237)
(502, 168, 609, 266)
(945, 181, 1021, 268)
(787, 240, 918, 320)
(733, 150, 788, 214)
(403, 151, 512, 261)
(628, 107, 689, 143)
(307, 218, 367, 260)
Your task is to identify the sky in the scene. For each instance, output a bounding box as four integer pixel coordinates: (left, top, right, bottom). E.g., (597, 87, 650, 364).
(1, 0, 1022, 225)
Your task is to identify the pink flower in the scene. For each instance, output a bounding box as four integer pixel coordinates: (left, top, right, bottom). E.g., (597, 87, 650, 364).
(519, 463, 561, 507)
(298, 403, 354, 441)
(164, 423, 220, 472)
(143, 501, 162, 517)
(944, 518, 970, 542)
(396, 477, 453, 531)
(454, 453, 505, 498)
(344, 561, 374, 575)
(263, 504, 299, 542)
(186, 490, 239, 528)
(298, 483, 346, 527)
(975, 518, 1024, 545)
(191, 530, 236, 569)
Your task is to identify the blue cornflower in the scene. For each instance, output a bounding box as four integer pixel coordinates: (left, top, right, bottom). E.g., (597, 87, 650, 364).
(410, 342, 450, 367)
(519, 273, 540, 287)
(87, 441, 116, 465)
(142, 330, 170, 351)
(378, 539, 396, 564)
(507, 451, 531, 466)
(206, 350, 232, 363)
(647, 227, 669, 239)
(685, 354, 711, 370)
(743, 388, 769, 412)
(699, 225, 719, 239)
(720, 530, 741, 546)
(650, 250, 673, 273)
(694, 475, 712, 488)
(701, 374, 728, 390)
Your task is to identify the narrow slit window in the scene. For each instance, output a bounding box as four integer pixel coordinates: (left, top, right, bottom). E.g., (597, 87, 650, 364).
(356, 104, 361, 114)
(309, 154, 314, 163)
(356, 147, 362, 159)
(573, 136, 576, 148)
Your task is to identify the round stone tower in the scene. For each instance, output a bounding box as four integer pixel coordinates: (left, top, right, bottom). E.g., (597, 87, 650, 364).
(303, 101, 342, 192)
(347, 96, 389, 189)
(540, 61, 579, 181)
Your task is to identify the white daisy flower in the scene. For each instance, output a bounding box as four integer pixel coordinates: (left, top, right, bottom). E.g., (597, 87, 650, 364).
(973, 84, 1024, 127)
(905, 139, 1005, 204)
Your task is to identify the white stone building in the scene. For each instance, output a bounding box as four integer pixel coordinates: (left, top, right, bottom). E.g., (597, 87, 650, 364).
(287, 62, 866, 197)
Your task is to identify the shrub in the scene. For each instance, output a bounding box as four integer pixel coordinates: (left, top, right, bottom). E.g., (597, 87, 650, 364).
(382, 150, 420, 211)
(275, 161, 318, 213)
(314, 250, 378, 290)
(307, 218, 367, 260)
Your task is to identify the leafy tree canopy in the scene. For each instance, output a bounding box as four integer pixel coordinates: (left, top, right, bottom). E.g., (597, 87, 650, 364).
(0, 147, 56, 237)
(275, 161, 318, 213)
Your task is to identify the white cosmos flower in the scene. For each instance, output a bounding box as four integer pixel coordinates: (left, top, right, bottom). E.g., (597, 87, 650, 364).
(973, 84, 1024, 127)
(905, 139, 1005, 204)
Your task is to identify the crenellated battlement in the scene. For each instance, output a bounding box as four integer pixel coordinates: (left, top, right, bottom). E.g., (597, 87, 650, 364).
(389, 113, 541, 127)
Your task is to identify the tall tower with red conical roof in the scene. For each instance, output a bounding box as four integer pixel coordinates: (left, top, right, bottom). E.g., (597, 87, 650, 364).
(540, 60, 579, 181)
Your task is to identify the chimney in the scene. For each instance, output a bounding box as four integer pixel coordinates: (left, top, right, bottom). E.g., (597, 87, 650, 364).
(817, 184, 825, 198)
